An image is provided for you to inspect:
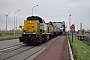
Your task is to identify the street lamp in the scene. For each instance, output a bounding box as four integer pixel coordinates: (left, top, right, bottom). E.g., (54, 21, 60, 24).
(14, 10, 20, 35)
(16, 16, 17, 34)
(2, 11, 11, 31)
(69, 13, 72, 34)
(32, 5, 39, 16)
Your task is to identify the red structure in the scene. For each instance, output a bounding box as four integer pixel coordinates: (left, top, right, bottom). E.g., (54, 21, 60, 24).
(33, 36, 68, 60)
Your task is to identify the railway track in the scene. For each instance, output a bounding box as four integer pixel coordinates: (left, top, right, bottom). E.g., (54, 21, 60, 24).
(0, 45, 34, 60)
(0, 44, 23, 53)
(0, 36, 60, 60)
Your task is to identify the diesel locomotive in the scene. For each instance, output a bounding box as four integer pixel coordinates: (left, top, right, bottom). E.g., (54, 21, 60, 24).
(19, 16, 65, 45)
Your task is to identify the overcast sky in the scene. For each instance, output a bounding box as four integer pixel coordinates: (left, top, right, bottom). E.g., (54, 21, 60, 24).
(0, 0, 90, 31)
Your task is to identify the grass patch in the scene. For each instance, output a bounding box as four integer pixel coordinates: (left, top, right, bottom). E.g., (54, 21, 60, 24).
(83, 41, 90, 46)
(0, 33, 20, 37)
(69, 35, 90, 60)
(0, 34, 20, 41)
(0, 36, 19, 41)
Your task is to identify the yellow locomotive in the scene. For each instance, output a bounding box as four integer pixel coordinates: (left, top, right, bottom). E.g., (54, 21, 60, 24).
(19, 16, 52, 45)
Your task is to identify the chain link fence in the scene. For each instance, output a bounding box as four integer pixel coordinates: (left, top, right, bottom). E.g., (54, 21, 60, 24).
(85, 35, 90, 45)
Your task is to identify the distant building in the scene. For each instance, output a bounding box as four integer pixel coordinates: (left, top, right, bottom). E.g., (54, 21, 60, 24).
(80, 22, 82, 30)
(77, 29, 86, 40)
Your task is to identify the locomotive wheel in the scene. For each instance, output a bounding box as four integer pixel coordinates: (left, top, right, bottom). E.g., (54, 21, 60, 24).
(42, 38, 45, 43)
(27, 43, 31, 46)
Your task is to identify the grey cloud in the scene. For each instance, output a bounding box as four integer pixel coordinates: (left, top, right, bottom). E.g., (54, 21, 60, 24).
(0, 0, 90, 30)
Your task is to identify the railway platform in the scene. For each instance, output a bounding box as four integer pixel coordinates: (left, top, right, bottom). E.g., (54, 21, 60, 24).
(33, 36, 68, 60)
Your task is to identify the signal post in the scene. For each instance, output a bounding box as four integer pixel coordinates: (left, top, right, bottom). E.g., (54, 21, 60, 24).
(70, 24, 75, 43)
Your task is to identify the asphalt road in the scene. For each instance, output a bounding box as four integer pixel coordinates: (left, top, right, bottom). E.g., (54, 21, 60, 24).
(0, 39, 22, 49)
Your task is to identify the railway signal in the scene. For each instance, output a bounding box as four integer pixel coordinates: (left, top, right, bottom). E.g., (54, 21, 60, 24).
(70, 24, 75, 43)
(70, 24, 75, 33)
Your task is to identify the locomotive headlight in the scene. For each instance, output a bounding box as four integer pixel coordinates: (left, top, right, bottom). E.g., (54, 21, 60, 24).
(23, 32, 26, 34)
(33, 33, 35, 34)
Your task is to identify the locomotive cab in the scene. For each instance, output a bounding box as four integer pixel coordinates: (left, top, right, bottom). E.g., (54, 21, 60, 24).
(19, 16, 44, 45)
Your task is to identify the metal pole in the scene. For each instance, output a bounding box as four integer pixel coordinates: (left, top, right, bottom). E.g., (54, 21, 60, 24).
(14, 12, 15, 35)
(32, 5, 39, 16)
(72, 32, 73, 43)
(32, 7, 33, 16)
(14, 10, 20, 35)
(16, 16, 17, 34)
(69, 15, 70, 33)
(69, 13, 71, 34)
(6, 15, 8, 31)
